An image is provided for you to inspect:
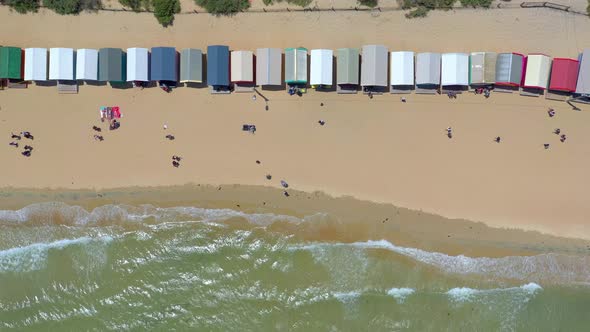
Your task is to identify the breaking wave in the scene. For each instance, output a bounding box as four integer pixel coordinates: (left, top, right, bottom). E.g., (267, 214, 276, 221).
(0, 236, 113, 273)
(387, 288, 415, 303)
(296, 240, 590, 284)
(446, 283, 542, 302)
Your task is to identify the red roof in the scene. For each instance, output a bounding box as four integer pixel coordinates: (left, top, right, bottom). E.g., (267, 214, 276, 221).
(549, 58, 579, 92)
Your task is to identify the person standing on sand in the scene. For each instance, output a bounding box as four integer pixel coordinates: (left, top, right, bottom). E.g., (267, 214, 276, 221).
(494, 137, 501, 143)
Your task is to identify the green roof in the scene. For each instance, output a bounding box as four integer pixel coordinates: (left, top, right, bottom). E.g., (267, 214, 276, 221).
(0, 47, 22, 79)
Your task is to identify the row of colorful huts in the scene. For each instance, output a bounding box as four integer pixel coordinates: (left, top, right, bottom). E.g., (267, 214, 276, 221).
(0, 45, 589, 99)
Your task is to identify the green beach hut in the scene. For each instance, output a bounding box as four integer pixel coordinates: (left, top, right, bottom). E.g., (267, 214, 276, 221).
(0, 46, 23, 80)
(285, 47, 308, 86)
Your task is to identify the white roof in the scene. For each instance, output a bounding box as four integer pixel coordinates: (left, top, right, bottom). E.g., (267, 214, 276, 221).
(126, 47, 149, 82)
(441, 53, 469, 86)
(523, 54, 551, 89)
(49, 48, 74, 80)
(24, 48, 47, 81)
(76, 49, 98, 81)
(310, 49, 333, 86)
(390, 51, 414, 86)
(230, 50, 254, 83)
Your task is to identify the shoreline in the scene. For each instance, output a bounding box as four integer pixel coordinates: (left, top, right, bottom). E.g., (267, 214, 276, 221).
(2, 184, 590, 256)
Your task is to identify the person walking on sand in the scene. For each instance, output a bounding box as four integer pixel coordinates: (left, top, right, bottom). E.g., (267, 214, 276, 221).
(548, 108, 555, 117)
(9, 141, 18, 148)
(544, 143, 550, 149)
(11, 133, 21, 140)
(560, 134, 567, 143)
(318, 120, 326, 126)
(494, 136, 501, 143)
(553, 128, 561, 135)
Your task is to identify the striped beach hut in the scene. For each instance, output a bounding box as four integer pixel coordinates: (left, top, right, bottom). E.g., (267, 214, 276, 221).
(469, 52, 497, 86)
(49, 48, 75, 81)
(76, 49, 98, 81)
(285, 47, 307, 86)
(310, 49, 333, 88)
(256, 48, 281, 87)
(495, 52, 524, 87)
(180, 48, 203, 84)
(0, 46, 23, 80)
(361, 45, 388, 91)
(24, 48, 48, 82)
(336, 48, 359, 93)
(390, 51, 414, 93)
(99, 48, 125, 82)
(126, 47, 149, 82)
(522, 54, 551, 91)
(151, 47, 178, 83)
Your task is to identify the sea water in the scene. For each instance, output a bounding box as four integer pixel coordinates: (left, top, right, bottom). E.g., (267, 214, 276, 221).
(1, 202, 590, 331)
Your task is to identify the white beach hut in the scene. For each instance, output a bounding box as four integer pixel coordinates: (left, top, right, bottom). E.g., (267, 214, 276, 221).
(441, 53, 469, 87)
(230, 50, 254, 83)
(390, 51, 414, 89)
(76, 49, 98, 81)
(49, 48, 74, 80)
(523, 54, 552, 90)
(24, 48, 48, 81)
(126, 47, 149, 82)
(310, 49, 333, 88)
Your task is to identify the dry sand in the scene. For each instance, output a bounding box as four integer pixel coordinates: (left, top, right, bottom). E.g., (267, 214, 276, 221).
(1, 7, 590, 240)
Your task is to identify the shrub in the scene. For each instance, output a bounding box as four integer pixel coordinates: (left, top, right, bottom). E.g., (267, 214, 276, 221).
(262, 0, 312, 7)
(195, 0, 249, 15)
(358, 0, 378, 7)
(2, 0, 40, 13)
(405, 5, 429, 18)
(119, 0, 150, 11)
(459, 0, 491, 8)
(153, 0, 179, 26)
(401, 0, 455, 10)
(43, 0, 82, 14)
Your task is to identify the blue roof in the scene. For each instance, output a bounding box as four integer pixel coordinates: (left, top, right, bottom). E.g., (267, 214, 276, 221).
(151, 47, 177, 82)
(207, 45, 229, 86)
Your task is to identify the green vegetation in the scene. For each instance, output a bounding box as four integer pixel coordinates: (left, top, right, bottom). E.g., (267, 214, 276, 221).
(1, 0, 40, 13)
(405, 5, 428, 17)
(42, 0, 101, 14)
(153, 0, 179, 26)
(358, 0, 378, 7)
(119, 0, 150, 11)
(195, 0, 249, 15)
(262, 0, 312, 7)
(459, 0, 492, 8)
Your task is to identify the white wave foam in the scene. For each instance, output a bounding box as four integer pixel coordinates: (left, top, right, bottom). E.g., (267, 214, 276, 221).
(296, 240, 590, 284)
(446, 283, 542, 302)
(332, 291, 361, 303)
(0, 202, 307, 226)
(386, 288, 415, 303)
(0, 236, 113, 273)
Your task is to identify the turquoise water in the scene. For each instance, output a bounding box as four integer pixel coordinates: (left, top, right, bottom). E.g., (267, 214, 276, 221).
(1, 202, 590, 331)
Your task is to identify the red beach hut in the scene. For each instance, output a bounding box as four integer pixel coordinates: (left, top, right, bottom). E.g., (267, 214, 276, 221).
(549, 58, 579, 92)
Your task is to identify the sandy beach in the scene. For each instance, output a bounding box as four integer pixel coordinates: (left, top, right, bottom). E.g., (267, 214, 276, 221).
(1, 6, 590, 241)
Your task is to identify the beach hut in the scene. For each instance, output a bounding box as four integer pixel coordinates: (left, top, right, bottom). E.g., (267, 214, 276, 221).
(522, 54, 551, 93)
(361, 45, 388, 92)
(285, 47, 308, 87)
(548, 58, 579, 93)
(207, 45, 230, 92)
(126, 47, 149, 82)
(441, 53, 469, 89)
(415, 52, 441, 93)
(0, 46, 23, 80)
(336, 48, 359, 93)
(76, 49, 98, 81)
(99, 48, 125, 82)
(469, 52, 497, 86)
(256, 48, 281, 87)
(390, 51, 414, 93)
(24, 48, 48, 81)
(576, 49, 590, 96)
(49, 48, 74, 81)
(152, 47, 178, 83)
(180, 48, 203, 84)
(310, 49, 333, 89)
(495, 52, 524, 88)
(231, 50, 254, 91)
